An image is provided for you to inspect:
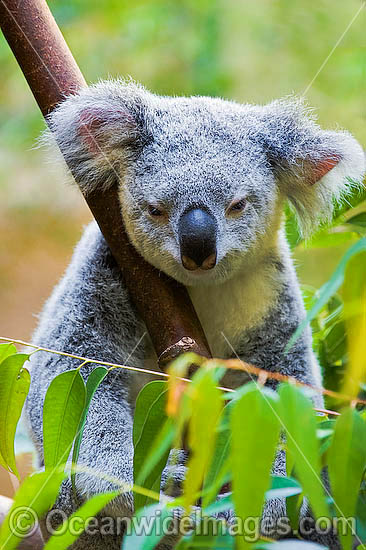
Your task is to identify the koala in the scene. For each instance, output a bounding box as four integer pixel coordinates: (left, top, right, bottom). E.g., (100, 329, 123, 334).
(25, 79, 365, 549)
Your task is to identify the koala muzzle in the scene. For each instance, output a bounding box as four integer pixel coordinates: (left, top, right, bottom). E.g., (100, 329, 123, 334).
(178, 208, 217, 271)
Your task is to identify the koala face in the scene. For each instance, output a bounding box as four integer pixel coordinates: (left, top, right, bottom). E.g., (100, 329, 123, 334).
(47, 79, 365, 287)
(119, 97, 282, 286)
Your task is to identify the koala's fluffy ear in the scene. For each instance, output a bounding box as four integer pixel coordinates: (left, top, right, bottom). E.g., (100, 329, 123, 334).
(259, 98, 365, 235)
(43, 79, 152, 194)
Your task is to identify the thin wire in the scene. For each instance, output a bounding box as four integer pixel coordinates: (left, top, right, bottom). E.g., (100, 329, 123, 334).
(301, 2, 365, 96)
(2, 335, 363, 415)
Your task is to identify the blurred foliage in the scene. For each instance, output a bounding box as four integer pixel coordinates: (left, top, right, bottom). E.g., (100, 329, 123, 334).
(0, 0, 364, 153)
(282, 180, 366, 407)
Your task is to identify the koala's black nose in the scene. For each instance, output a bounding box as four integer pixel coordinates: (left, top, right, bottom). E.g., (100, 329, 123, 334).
(178, 208, 217, 271)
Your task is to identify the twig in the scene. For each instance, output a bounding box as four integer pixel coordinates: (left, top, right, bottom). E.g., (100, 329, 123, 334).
(6, 335, 365, 416)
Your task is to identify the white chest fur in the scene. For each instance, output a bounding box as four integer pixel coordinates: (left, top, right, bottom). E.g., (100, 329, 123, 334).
(188, 262, 281, 359)
(130, 256, 282, 405)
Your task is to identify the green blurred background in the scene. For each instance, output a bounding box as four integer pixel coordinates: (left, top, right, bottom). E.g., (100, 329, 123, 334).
(0, 0, 364, 340)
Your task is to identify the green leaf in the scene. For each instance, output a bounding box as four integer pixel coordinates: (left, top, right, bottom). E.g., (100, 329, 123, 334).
(203, 493, 232, 516)
(176, 518, 235, 549)
(183, 369, 223, 510)
(285, 442, 296, 478)
(202, 457, 231, 514)
(346, 212, 366, 229)
(43, 370, 86, 471)
(0, 471, 64, 550)
(323, 321, 347, 364)
(0, 449, 7, 471)
(342, 250, 366, 397)
(44, 491, 118, 549)
(317, 420, 335, 456)
(0, 353, 30, 477)
(333, 185, 366, 218)
(306, 229, 358, 249)
(266, 476, 302, 500)
(71, 366, 108, 494)
(0, 343, 17, 363)
(286, 490, 303, 533)
(327, 408, 366, 550)
(355, 487, 366, 545)
(133, 381, 168, 447)
(278, 384, 328, 519)
(122, 502, 173, 550)
(287, 238, 366, 349)
(230, 384, 281, 550)
(285, 206, 302, 250)
(136, 419, 175, 491)
(202, 402, 232, 508)
(133, 381, 169, 511)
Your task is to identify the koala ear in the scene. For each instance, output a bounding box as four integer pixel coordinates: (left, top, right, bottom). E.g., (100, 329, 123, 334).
(259, 98, 366, 235)
(43, 79, 152, 194)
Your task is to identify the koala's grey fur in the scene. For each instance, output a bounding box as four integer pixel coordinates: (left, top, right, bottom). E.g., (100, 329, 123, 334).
(26, 79, 365, 549)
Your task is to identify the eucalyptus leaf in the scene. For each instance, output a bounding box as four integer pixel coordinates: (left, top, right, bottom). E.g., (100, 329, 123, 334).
(136, 418, 175, 489)
(43, 369, 86, 471)
(202, 401, 232, 508)
(203, 493, 232, 515)
(306, 230, 358, 249)
(323, 321, 347, 364)
(287, 238, 366, 349)
(333, 184, 366, 218)
(286, 490, 303, 533)
(0, 353, 30, 477)
(133, 381, 168, 447)
(278, 384, 328, 519)
(122, 502, 173, 550)
(355, 488, 366, 545)
(134, 381, 170, 511)
(342, 250, 366, 397)
(346, 212, 366, 229)
(176, 519, 235, 549)
(44, 491, 118, 549)
(316, 429, 334, 440)
(0, 471, 64, 550)
(201, 458, 231, 512)
(230, 384, 280, 550)
(0, 343, 17, 363)
(266, 476, 302, 500)
(72, 366, 109, 493)
(285, 206, 301, 250)
(328, 408, 366, 550)
(183, 369, 223, 511)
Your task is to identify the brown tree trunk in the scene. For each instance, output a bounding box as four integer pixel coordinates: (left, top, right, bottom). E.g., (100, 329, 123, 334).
(0, 0, 211, 367)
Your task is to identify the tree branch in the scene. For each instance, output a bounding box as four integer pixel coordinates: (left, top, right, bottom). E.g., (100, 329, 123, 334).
(0, 0, 211, 367)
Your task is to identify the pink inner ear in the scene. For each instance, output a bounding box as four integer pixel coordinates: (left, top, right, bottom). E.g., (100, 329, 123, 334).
(78, 108, 136, 154)
(308, 156, 341, 185)
(78, 110, 105, 154)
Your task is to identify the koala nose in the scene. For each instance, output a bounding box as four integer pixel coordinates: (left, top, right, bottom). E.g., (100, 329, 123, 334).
(178, 208, 217, 271)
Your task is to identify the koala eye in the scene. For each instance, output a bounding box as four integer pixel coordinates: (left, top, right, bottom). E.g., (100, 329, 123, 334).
(147, 204, 165, 218)
(226, 198, 247, 216)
